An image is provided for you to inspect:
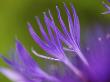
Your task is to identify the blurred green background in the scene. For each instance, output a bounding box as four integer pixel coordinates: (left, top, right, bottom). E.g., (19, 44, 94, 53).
(0, 0, 110, 81)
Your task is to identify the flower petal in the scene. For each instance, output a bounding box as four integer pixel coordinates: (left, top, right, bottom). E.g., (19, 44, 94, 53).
(0, 67, 25, 82)
(16, 40, 37, 67)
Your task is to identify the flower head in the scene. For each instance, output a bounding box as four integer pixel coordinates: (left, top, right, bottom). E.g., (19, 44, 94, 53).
(28, 3, 85, 78)
(0, 40, 58, 82)
(49, 27, 110, 82)
(0, 2, 110, 82)
(53, 3, 88, 66)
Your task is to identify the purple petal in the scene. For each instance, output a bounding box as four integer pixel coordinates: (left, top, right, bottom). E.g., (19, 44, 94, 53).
(0, 54, 14, 67)
(16, 40, 37, 67)
(0, 68, 26, 82)
(35, 16, 49, 43)
(27, 22, 52, 52)
(44, 12, 64, 57)
(71, 3, 80, 47)
(28, 22, 64, 59)
(56, 5, 73, 47)
(56, 5, 70, 37)
(63, 3, 76, 42)
(43, 12, 55, 43)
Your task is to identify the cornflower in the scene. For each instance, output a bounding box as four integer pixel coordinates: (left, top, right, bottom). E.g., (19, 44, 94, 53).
(0, 2, 110, 82)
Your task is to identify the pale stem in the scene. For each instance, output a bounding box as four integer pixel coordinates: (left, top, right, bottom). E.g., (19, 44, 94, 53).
(76, 50, 89, 67)
(64, 57, 83, 79)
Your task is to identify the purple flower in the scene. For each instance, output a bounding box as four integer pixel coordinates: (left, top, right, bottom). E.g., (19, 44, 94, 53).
(55, 3, 88, 66)
(56, 28, 110, 82)
(0, 2, 110, 82)
(28, 3, 84, 77)
(81, 28, 110, 82)
(0, 40, 58, 82)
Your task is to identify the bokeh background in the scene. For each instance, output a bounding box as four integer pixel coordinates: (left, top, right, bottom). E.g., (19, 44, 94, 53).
(0, 0, 110, 81)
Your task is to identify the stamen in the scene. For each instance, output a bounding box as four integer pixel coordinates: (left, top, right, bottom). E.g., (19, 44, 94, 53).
(32, 49, 60, 61)
(64, 57, 84, 80)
